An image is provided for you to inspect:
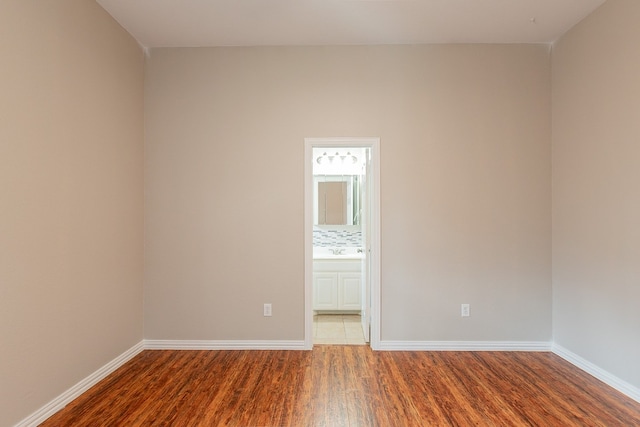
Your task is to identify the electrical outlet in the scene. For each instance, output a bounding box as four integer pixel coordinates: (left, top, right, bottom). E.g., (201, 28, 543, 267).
(263, 303, 272, 317)
(461, 304, 470, 317)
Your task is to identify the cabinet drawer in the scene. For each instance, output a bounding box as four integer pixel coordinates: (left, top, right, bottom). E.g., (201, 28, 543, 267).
(313, 259, 361, 272)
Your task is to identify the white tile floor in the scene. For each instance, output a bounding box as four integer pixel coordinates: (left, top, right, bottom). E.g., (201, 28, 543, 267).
(313, 313, 367, 345)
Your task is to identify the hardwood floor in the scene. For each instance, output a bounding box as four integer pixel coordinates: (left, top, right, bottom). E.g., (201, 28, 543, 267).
(41, 346, 640, 426)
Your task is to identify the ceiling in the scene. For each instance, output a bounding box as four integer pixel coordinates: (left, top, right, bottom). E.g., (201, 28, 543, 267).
(96, 0, 606, 48)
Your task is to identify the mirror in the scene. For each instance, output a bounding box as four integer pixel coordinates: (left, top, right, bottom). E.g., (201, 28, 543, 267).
(314, 175, 361, 225)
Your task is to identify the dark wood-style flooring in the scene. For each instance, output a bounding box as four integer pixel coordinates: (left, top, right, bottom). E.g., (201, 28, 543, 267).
(41, 346, 640, 426)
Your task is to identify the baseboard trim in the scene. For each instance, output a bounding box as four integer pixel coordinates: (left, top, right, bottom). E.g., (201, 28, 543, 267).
(15, 341, 144, 427)
(552, 344, 640, 403)
(378, 340, 552, 351)
(143, 339, 307, 350)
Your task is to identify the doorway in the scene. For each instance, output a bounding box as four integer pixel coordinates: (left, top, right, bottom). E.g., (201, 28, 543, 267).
(304, 138, 380, 349)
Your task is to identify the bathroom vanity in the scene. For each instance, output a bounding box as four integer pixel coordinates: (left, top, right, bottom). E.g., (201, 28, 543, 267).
(313, 256, 362, 312)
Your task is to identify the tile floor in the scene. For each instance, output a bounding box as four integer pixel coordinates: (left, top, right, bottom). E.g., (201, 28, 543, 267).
(313, 313, 367, 345)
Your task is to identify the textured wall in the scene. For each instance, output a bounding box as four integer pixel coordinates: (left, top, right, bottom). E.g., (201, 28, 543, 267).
(0, 2, 144, 425)
(144, 44, 551, 343)
(552, 0, 640, 390)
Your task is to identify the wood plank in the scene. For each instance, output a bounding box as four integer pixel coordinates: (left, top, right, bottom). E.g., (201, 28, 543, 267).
(40, 346, 640, 426)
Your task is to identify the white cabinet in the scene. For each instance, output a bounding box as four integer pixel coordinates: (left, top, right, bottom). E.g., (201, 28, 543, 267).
(313, 272, 338, 310)
(313, 260, 361, 312)
(339, 273, 362, 310)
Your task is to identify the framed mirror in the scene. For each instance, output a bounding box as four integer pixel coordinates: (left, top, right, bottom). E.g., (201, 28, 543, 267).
(313, 175, 361, 225)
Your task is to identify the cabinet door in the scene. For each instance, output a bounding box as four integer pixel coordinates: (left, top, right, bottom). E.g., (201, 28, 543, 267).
(313, 273, 338, 310)
(339, 273, 361, 310)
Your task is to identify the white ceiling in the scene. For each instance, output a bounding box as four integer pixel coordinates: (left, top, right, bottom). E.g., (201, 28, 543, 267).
(96, 0, 606, 48)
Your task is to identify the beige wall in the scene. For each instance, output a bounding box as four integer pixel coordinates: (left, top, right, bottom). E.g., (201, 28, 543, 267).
(552, 0, 640, 389)
(0, 1, 144, 425)
(145, 45, 551, 342)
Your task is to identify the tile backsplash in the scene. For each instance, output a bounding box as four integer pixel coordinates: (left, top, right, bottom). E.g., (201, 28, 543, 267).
(313, 227, 362, 247)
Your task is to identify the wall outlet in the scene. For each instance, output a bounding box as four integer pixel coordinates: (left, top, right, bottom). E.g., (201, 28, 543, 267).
(263, 303, 272, 317)
(461, 304, 470, 317)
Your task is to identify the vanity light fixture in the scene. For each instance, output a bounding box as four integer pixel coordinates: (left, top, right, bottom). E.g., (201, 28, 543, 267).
(316, 151, 358, 164)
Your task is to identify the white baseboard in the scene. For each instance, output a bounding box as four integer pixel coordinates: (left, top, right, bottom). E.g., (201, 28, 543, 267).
(552, 344, 640, 404)
(378, 340, 552, 351)
(143, 339, 307, 350)
(15, 341, 144, 427)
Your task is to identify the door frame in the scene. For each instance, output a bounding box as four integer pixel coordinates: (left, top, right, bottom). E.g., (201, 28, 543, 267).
(304, 137, 381, 350)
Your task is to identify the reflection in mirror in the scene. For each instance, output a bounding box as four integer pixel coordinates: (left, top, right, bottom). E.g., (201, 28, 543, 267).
(318, 181, 346, 224)
(314, 176, 360, 225)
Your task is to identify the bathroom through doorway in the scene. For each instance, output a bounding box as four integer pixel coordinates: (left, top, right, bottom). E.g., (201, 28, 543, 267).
(304, 138, 380, 349)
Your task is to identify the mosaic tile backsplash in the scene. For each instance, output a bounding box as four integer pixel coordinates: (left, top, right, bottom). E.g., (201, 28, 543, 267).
(313, 227, 362, 247)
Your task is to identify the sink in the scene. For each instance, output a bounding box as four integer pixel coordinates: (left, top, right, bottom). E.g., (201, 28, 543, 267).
(313, 247, 364, 259)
